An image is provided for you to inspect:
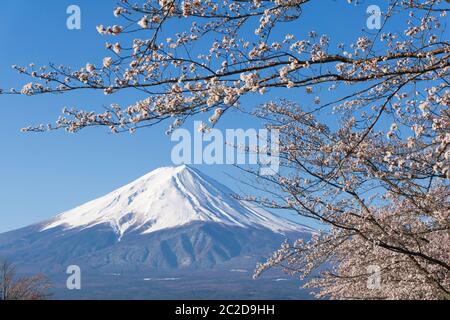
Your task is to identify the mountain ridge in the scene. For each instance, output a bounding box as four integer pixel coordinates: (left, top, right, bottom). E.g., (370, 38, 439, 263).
(0, 165, 313, 277)
(41, 165, 313, 240)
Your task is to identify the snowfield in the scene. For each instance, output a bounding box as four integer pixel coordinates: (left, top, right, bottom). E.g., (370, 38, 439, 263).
(42, 165, 312, 239)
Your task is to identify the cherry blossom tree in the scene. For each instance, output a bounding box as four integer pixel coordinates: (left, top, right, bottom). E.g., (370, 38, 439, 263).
(1, 0, 449, 299)
(250, 99, 449, 299)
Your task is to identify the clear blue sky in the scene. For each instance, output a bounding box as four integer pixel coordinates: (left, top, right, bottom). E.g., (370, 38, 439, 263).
(0, 1, 383, 233)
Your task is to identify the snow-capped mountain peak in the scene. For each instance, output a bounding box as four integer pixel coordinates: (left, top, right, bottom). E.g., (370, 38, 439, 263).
(42, 165, 311, 238)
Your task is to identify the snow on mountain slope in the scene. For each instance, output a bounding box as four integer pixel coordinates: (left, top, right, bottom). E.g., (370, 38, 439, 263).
(42, 165, 312, 238)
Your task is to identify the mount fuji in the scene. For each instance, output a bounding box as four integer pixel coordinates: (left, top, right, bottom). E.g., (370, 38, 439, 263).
(0, 165, 313, 298)
(42, 165, 310, 239)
